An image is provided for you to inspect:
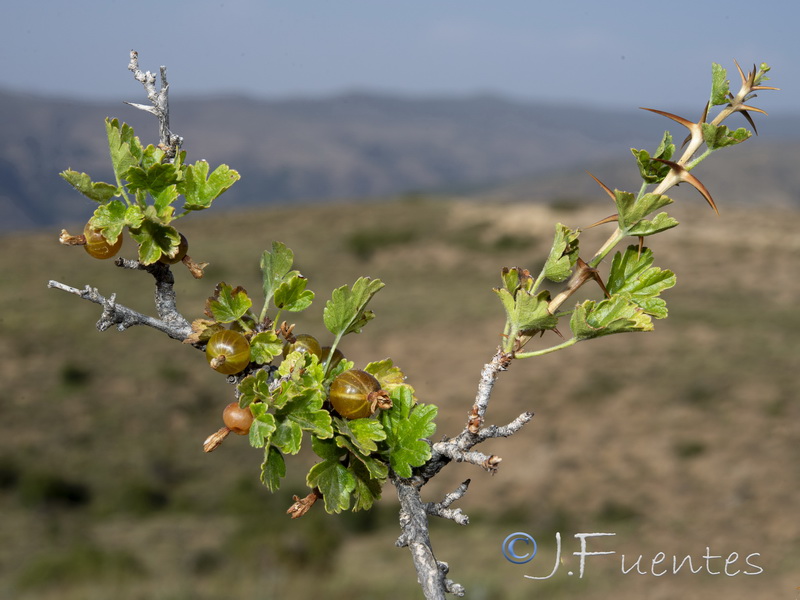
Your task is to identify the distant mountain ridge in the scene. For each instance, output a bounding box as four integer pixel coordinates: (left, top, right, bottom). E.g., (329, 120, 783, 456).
(2, 89, 799, 232)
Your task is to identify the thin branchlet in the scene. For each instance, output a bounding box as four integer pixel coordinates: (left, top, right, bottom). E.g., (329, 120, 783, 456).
(125, 50, 183, 159)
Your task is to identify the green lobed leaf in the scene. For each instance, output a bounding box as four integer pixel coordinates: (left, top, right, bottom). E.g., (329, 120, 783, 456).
(364, 359, 409, 396)
(151, 186, 178, 220)
(260, 445, 286, 492)
(333, 417, 387, 455)
(260, 241, 296, 307)
(614, 190, 674, 232)
(275, 387, 333, 439)
(205, 282, 253, 323)
(701, 123, 751, 150)
(60, 170, 118, 203)
(273, 353, 327, 405)
(238, 370, 273, 408)
(323, 277, 385, 337)
(277, 352, 301, 378)
(494, 287, 558, 334)
(626, 212, 679, 237)
(543, 224, 580, 283)
(606, 246, 676, 319)
(632, 131, 675, 184)
(500, 266, 534, 295)
(710, 63, 730, 106)
(335, 435, 389, 481)
(248, 403, 277, 448)
(140, 144, 167, 170)
(90, 200, 143, 242)
(128, 208, 180, 264)
(273, 275, 315, 312)
(179, 160, 240, 211)
(380, 386, 437, 478)
(307, 437, 355, 513)
(124, 163, 180, 194)
(349, 459, 384, 511)
(249, 331, 283, 364)
(570, 295, 654, 341)
(271, 418, 303, 455)
(105, 118, 142, 181)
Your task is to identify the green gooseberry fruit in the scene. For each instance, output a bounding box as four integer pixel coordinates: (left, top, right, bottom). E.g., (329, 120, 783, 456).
(329, 369, 383, 420)
(206, 330, 251, 375)
(283, 333, 322, 360)
(321, 346, 345, 369)
(83, 223, 122, 259)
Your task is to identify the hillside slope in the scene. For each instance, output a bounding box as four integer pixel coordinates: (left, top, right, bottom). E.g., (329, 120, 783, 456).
(1, 196, 797, 599)
(2, 89, 799, 232)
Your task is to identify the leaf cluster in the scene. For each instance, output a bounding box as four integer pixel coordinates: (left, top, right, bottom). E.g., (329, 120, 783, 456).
(495, 61, 771, 357)
(60, 119, 240, 264)
(193, 241, 437, 513)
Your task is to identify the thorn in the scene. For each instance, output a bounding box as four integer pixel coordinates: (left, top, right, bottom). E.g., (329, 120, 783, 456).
(576, 257, 610, 298)
(652, 158, 719, 215)
(640, 107, 696, 131)
(738, 103, 768, 116)
(733, 59, 748, 87)
(122, 101, 159, 116)
(586, 171, 616, 202)
(682, 103, 711, 147)
(585, 214, 618, 229)
(700, 102, 710, 124)
(642, 107, 706, 150)
(747, 63, 758, 88)
(739, 110, 758, 135)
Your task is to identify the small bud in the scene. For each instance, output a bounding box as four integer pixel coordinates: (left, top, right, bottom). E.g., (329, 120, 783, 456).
(483, 455, 502, 474)
(467, 406, 481, 434)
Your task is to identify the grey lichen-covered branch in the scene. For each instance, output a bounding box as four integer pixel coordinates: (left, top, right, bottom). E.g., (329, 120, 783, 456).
(47, 260, 192, 341)
(125, 49, 183, 159)
(392, 348, 531, 597)
(394, 479, 467, 599)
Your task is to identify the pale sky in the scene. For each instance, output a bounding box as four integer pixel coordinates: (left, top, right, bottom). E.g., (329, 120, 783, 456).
(2, 0, 797, 113)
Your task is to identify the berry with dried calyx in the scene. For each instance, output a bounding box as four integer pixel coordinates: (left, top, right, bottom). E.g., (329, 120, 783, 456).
(206, 330, 251, 375)
(329, 369, 391, 419)
(223, 402, 254, 435)
(83, 223, 122, 259)
(203, 402, 255, 452)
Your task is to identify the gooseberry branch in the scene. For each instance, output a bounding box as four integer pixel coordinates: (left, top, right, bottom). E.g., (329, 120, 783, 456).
(48, 257, 192, 340)
(48, 53, 776, 600)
